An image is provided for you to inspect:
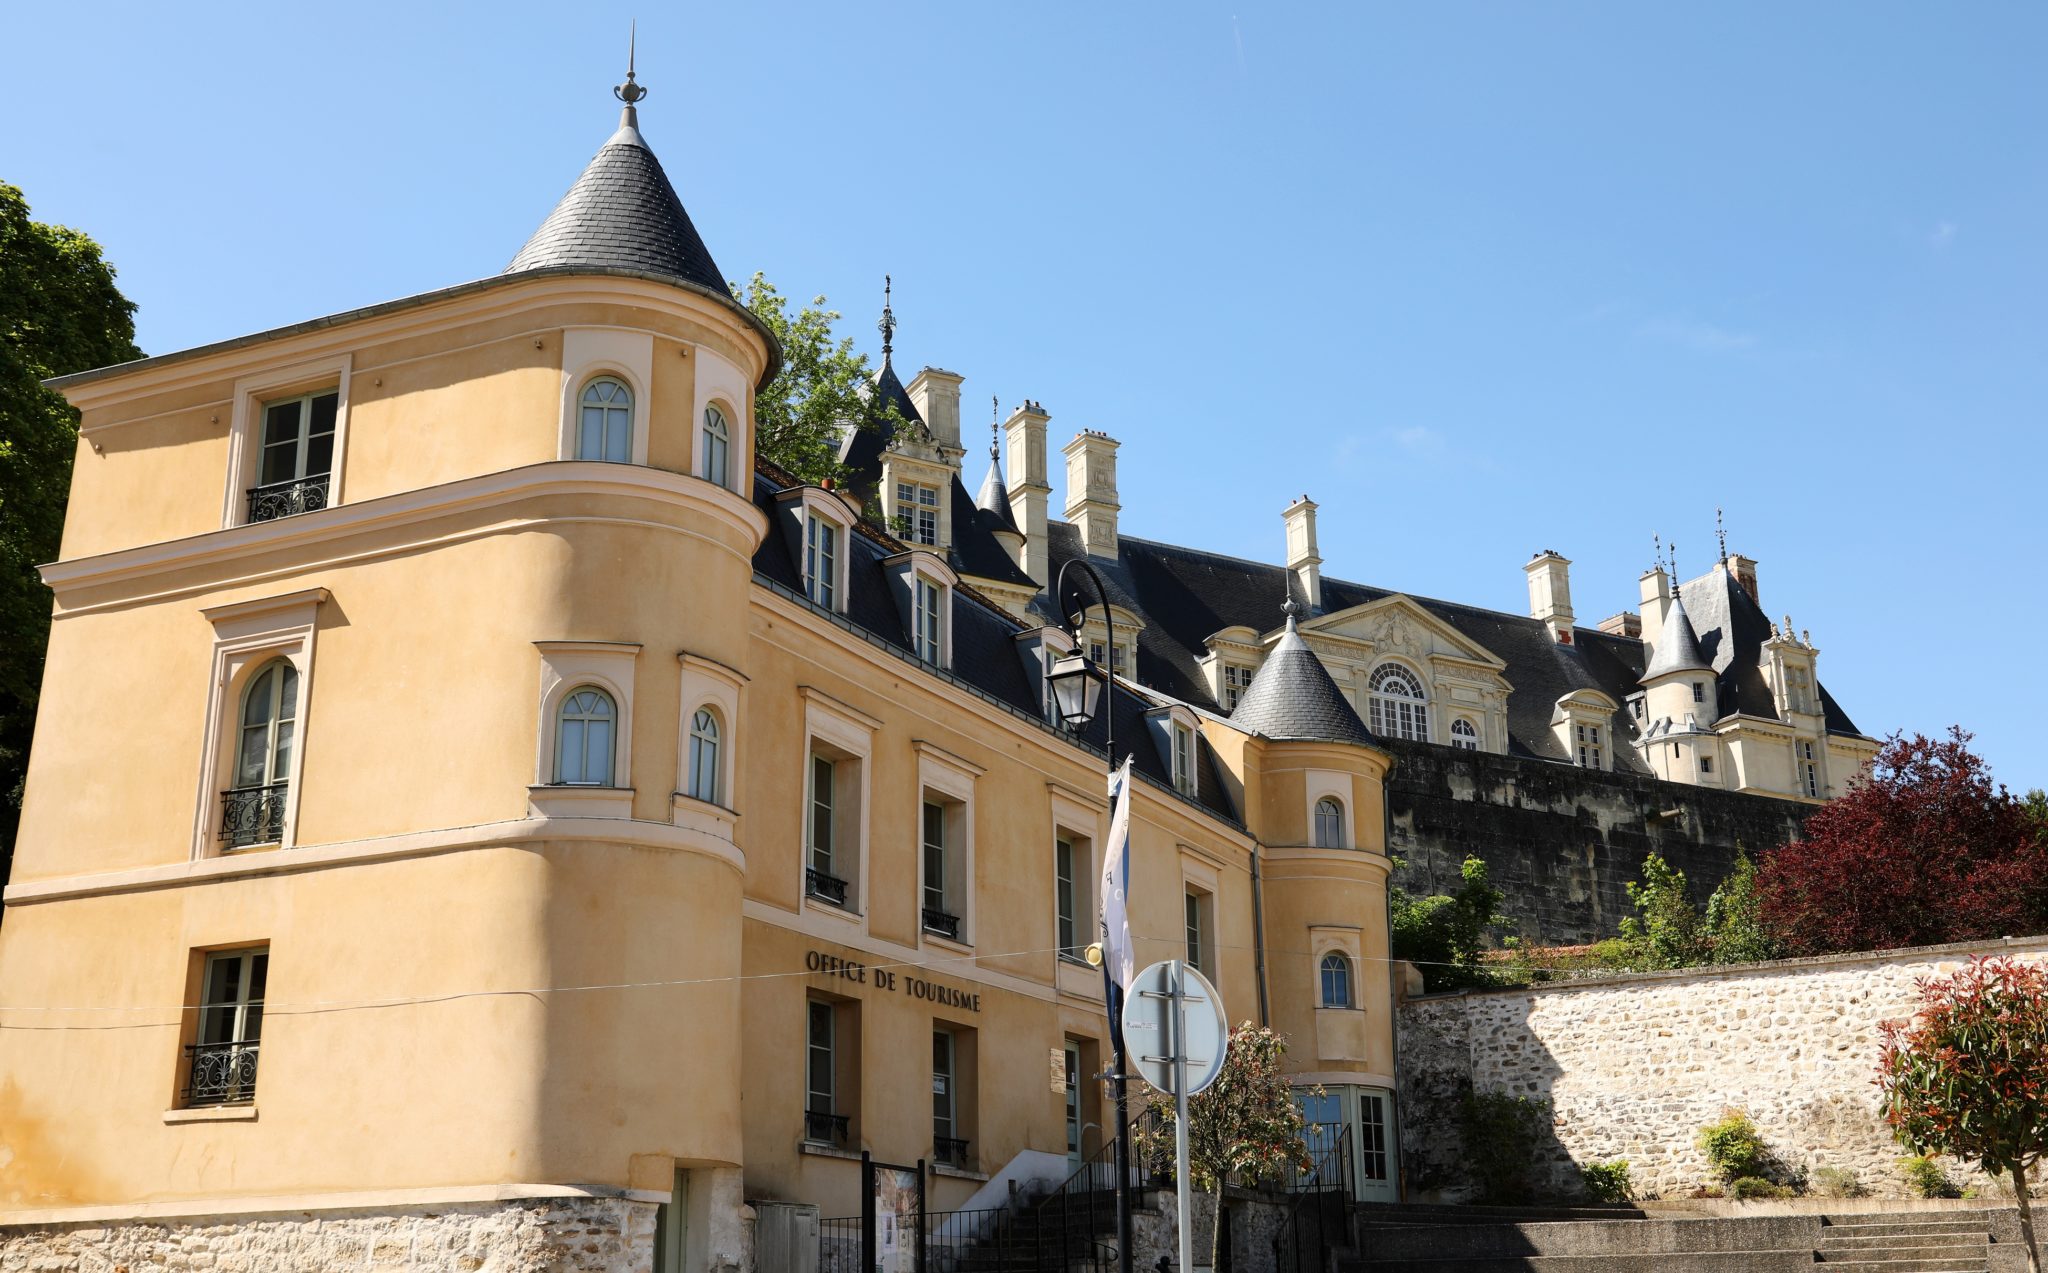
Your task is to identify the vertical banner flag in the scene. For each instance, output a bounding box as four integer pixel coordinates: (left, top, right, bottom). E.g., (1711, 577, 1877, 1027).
(1098, 756, 1137, 1047)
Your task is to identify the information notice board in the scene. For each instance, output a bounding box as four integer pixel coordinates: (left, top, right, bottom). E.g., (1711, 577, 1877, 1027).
(860, 1152, 925, 1273)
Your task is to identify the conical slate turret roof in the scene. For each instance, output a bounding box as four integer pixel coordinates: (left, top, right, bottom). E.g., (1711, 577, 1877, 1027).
(1229, 605, 1379, 747)
(506, 106, 727, 294)
(1641, 591, 1711, 682)
(976, 428, 1021, 536)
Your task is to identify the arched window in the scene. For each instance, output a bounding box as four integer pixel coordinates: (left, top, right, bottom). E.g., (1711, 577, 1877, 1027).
(688, 707, 722, 804)
(577, 377, 634, 463)
(1319, 952, 1353, 1008)
(1451, 718, 1478, 751)
(555, 687, 617, 786)
(226, 659, 298, 847)
(1313, 797, 1345, 848)
(702, 404, 730, 488)
(1367, 663, 1429, 742)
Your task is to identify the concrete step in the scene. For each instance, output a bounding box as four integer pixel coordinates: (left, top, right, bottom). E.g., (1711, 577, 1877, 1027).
(1821, 1233, 1990, 1251)
(1822, 1221, 2003, 1239)
(1809, 1264, 1986, 1273)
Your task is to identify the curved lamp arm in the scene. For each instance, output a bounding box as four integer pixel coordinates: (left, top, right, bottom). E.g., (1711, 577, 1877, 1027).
(1054, 557, 1116, 774)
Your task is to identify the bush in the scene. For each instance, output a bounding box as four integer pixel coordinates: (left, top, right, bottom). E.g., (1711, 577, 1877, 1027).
(1899, 1155, 1961, 1199)
(1729, 1175, 1794, 1201)
(1697, 1110, 1771, 1183)
(1457, 1091, 1551, 1204)
(1811, 1166, 1866, 1199)
(1581, 1160, 1635, 1204)
(1392, 857, 1505, 991)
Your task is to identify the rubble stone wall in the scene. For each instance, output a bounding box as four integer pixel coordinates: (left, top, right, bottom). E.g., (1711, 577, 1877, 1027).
(0, 1194, 656, 1273)
(1398, 936, 2048, 1202)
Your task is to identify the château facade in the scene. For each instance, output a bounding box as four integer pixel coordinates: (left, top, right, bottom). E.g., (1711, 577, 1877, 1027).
(0, 66, 1874, 1272)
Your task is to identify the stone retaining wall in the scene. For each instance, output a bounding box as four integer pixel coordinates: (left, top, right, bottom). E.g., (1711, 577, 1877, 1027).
(1397, 936, 2048, 1203)
(0, 1195, 655, 1272)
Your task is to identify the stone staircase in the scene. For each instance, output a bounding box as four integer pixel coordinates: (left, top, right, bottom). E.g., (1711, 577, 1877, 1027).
(1340, 1207, 2034, 1273)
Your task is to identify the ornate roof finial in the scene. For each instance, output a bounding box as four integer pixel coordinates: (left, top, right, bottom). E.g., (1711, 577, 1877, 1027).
(1652, 533, 1663, 575)
(878, 275, 896, 365)
(1716, 507, 1728, 564)
(1282, 597, 1301, 630)
(991, 395, 1001, 458)
(613, 21, 647, 127)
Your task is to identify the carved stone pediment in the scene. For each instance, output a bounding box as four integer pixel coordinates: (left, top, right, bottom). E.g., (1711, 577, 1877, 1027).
(1303, 595, 1506, 671)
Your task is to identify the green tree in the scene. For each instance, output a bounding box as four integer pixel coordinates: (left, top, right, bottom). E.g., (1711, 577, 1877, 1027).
(1391, 855, 1505, 991)
(1135, 1022, 1312, 1271)
(733, 273, 907, 488)
(1618, 852, 1712, 969)
(1703, 848, 1779, 964)
(1879, 956, 2048, 1273)
(0, 183, 140, 873)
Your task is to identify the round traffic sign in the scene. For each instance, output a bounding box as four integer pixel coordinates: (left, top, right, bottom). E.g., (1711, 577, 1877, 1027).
(1120, 960, 1228, 1098)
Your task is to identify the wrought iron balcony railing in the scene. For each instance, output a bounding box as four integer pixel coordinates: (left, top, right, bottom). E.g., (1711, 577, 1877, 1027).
(219, 782, 289, 848)
(183, 1040, 259, 1106)
(805, 867, 848, 907)
(921, 907, 961, 941)
(245, 473, 331, 524)
(933, 1135, 971, 1167)
(804, 1108, 849, 1146)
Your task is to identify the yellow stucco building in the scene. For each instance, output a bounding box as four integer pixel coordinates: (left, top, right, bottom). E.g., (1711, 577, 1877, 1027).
(0, 70, 1403, 1271)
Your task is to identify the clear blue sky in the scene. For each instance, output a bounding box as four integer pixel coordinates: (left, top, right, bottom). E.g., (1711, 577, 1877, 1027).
(8, 4, 2045, 789)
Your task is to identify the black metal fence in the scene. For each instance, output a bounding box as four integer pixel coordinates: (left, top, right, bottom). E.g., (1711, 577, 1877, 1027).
(1274, 1121, 1356, 1273)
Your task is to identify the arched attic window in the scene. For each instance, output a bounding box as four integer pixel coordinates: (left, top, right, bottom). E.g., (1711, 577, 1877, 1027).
(1367, 663, 1429, 742)
(1451, 719, 1478, 751)
(1319, 952, 1354, 1008)
(577, 377, 634, 463)
(1313, 797, 1345, 848)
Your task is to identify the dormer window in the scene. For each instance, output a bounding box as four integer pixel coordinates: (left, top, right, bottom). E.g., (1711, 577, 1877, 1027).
(913, 577, 944, 664)
(1575, 723, 1603, 770)
(1089, 642, 1128, 678)
(1222, 664, 1254, 711)
(249, 390, 337, 523)
(805, 515, 839, 610)
(1172, 724, 1195, 795)
(577, 377, 634, 463)
(881, 551, 956, 669)
(895, 480, 940, 546)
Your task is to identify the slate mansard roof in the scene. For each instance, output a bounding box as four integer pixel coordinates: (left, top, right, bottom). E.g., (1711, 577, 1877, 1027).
(1037, 524, 1865, 775)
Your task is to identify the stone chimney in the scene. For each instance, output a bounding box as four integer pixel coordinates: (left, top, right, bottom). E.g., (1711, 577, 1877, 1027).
(1283, 495, 1323, 612)
(1597, 612, 1642, 638)
(907, 367, 964, 451)
(1063, 431, 1120, 559)
(1524, 550, 1575, 644)
(1003, 401, 1052, 585)
(1727, 553, 1759, 605)
(1639, 565, 1671, 651)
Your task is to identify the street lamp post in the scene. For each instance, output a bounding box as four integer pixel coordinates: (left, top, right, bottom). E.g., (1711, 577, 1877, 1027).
(1045, 558, 1134, 1273)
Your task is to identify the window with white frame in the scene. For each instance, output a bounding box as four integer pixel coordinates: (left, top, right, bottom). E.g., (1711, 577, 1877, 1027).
(896, 480, 940, 546)
(223, 659, 297, 849)
(805, 514, 839, 610)
(804, 998, 849, 1146)
(808, 753, 842, 903)
(1803, 741, 1819, 797)
(702, 404, 731, 488)
(932, 1029, 958, 1158)
(921, 797, 966, 941)
(1451, 718, 1479, 751)
(1088, 641, 1127, 677)
(1367, 663, 1429, 741)
(1184, 887, 1213, 978)
(1222, 664, 1254, 711)
(1313, 797, 1345, 849)
(687, 708, 722, 805)
(1692, 681, 1706, 704)
(577, 377, 634, 463)
(1319, 951, 1354, 1008)
(1171, 723, 1195, 796)
(1575, 723, 1602, 770)
(186, 946, 268, 1107)
(913, 577, 944, 664)
(1055, 834, 1088, 961)
(249, 390, 338, 523)
(553, 688, 617, 785)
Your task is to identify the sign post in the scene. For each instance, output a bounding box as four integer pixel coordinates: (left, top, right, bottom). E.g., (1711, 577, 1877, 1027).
(1122, 959, 1227, 1273)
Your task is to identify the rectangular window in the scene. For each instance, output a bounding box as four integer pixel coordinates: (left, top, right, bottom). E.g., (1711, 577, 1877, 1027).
(913, 577, 943, 664)
(1064, 1041, 1084, 1158)
(1803, 742, 1819, 797)
(921, 799, 961, 940)
(804, 515, 838, 610)
(1692, 681, 1705, 704)
(806, 754, 847, 906)
(1055, 836, 1078, 959)
(1359, 1091, 1390, 1182)
(1089, 642, 1126, 676)
(1631, 699, 1644, 720)
(932, 1030, 956, 1152)
(1184, 888, 1210, 977)
(1576, 724, 1601, 769)
(1701, 755, 1714, 774)
(249, 391, 338, 522)
(1172, 724, 1195, 795)
(805, 999, 842, 1144)
(895, 481, 940, 546)
(187, 947, 268, 1106)
(1222, 664, 1253, 711)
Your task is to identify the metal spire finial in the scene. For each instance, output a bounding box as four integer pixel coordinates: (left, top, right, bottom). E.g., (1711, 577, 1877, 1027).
(991, 395, 1001, 458)
(613, 21, 647, 124)
(878, 275, 896, 363)
(1716, 507, 1727, 564)
(1652, 533, 1663, 574)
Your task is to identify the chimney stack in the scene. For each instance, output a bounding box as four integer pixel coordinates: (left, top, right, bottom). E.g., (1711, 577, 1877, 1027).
(1639, 565, 1671, 651)
(1524, 550, 1575, 644)
(1726, 553, 1759, 605)
(1062, 431, 1121, 559)
(1003, 401, 1052, 585)
(1283, 495, 1323, 612)
(907, 367, 964, 452)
